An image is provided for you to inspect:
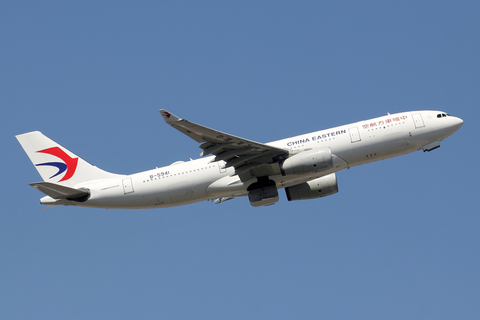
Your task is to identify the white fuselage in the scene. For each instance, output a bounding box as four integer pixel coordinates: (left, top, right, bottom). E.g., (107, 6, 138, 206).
(40, 110, 463, 208)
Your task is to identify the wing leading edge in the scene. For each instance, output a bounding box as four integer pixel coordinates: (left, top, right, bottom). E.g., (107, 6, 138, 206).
(159, 109, 289, 181)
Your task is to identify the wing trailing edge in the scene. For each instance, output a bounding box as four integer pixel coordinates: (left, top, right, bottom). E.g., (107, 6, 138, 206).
(159, 109, 289, 181)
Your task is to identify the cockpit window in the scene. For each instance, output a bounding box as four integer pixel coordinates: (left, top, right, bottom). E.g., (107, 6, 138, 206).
(437, 113, 449, 118)
(437, 114, 442, 118)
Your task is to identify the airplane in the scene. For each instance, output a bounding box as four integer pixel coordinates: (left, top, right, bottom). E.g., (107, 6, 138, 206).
(16, 110, 463, 209)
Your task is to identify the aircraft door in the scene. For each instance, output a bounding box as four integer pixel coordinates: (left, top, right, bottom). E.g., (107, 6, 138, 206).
(122, 178, 135, 194)
(412, 113, 425, 129)
(349, 127, 361, 143)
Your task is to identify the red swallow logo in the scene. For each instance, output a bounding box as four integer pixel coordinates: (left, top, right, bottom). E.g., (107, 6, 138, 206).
(35, 147, 78, 182)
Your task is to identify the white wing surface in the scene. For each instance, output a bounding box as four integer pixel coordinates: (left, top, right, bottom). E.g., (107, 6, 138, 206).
(159, 109, 289, 180)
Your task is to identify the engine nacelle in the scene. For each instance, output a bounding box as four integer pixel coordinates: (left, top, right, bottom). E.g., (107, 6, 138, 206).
(285, 173, 338, 201)
(280, 148, 333, 176)
(248, 185, 279, 207)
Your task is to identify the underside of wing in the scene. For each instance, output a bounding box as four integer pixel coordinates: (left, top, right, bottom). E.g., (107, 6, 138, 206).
(159, 109, 289, 181)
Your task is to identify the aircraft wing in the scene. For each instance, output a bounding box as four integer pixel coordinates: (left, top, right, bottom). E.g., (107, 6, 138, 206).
(159, 109, 289, 180)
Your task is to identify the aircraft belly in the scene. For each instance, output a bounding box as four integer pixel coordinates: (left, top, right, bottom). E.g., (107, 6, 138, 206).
(167, 179, 193, 202)
(205, 175, 249, 198)
(383, 131, 408, 156)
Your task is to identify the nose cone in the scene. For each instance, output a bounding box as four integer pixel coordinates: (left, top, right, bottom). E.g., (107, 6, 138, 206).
(451, 116, 464, 133)
(443, 116, 463, 139)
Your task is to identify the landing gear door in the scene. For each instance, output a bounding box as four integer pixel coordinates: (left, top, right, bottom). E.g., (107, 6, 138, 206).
(412, 113, 425, 129)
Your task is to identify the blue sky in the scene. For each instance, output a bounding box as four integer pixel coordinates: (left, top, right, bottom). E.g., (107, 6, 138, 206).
(1, 1, 479, 319)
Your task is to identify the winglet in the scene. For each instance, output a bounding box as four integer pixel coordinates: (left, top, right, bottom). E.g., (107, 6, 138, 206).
(159, 109, 182, 124)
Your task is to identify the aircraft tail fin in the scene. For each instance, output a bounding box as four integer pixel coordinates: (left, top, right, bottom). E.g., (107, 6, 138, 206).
(16, 131, 121, 187)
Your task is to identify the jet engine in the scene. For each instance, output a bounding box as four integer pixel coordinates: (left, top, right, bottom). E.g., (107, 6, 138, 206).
(285, 173, 338, 201)
(247, 177, 279, 207)
(280, 148, 333, 176)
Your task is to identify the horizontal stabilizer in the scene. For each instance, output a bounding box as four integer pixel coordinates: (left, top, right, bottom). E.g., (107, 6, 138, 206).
(29, 182, 90, 201)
